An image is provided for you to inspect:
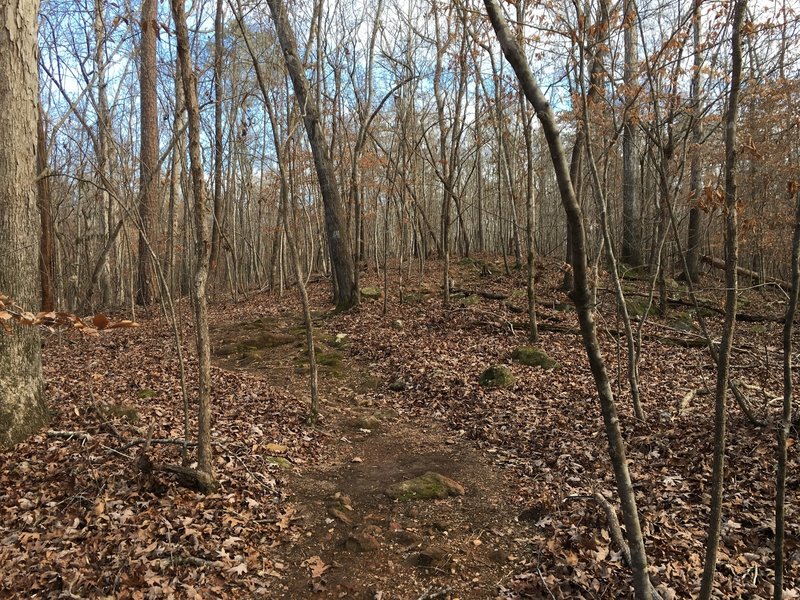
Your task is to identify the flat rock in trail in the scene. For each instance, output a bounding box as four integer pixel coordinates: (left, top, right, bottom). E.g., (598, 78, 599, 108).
(385, 471, 465, 501)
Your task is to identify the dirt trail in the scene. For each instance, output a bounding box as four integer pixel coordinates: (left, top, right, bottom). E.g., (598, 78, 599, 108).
(211, 311, 533, 599)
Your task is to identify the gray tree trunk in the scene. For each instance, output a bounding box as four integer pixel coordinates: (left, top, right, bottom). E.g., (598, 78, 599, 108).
(0, 0, 48, 447)
(266, 0, 358, 311)
(137, 0, 159, 305)
(484, 1, 652, 597)
(622, 0, 642, 266)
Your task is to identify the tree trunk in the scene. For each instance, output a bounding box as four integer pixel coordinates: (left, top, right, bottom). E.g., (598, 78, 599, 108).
(137, 0, 159, 306)
(685, 0, 704, 282)
(210, 0, 224, 281)
(698, 1, 745, 596)
(622, 0, 642, 267)
(484, 2, 652, 597)
(37, 105, 56, 312)
(266, 0, 358, 311)
(171, 0, 216, 490)
(0, 0, 48, 447)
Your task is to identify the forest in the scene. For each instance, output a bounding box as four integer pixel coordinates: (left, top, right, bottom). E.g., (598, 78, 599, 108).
(0, 0, 798, 597)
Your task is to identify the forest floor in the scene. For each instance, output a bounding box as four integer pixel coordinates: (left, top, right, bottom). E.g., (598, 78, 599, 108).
(1, 257, 798, 599)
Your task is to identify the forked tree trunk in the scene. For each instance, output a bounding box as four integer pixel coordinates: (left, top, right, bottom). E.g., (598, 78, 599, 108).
(698, 1, 745, 596)
(170, 0, 216, 491)
(484, 1, 652, 597)
(0, 0, 48, 447)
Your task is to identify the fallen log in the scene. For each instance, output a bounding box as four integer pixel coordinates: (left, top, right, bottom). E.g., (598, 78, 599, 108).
(700, 255, 790, 290)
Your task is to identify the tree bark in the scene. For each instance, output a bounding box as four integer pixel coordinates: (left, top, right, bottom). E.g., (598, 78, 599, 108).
(137, 0, 159, 306)
(170, 0, 216, 490)
(484, 1, 652, 597)
(622, 0, 642, 266)
(37, 105, 56, 312)
(266, 0, 358, 311)
(685, 0, 704, 282)
(698, 1, 745, 596)
(0, 0, 48, 447)
(210, 0, 224, 280)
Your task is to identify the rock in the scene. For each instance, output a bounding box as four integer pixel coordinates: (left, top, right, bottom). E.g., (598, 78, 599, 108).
(479, 365, 516, 389)
(393, 529, 423, 547)
(488, 548, 509, 564)
(346, 530, 380, 553)
(391, 319, 404, 330)
(429, 520, 449, 532)
(350, 414, 382, 431)
(511, 346, 560, 369)
(360, 287, 382, 300)
(265, 456, 292, 470)
(326, 492, 354, 524)
(265, 443, 288, 454)
(406, 546, 448, 568)
(388, 377, 407, 392)
(385, 471, 465, 501)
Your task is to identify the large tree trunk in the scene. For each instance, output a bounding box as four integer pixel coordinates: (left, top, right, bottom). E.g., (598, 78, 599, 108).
(137, 0, 159, 306)
(266, 0, 358, 311)
(0, 0, 48, 447)
(484, 1, 652, 597)
(171, 0, 216, 491)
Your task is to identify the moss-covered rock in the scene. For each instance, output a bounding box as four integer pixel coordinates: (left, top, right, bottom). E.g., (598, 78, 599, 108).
(361, 287, 382, 300)
(667, 311, 695, 332)
(511, 346, 560, 369)
(385, 471, 465, 501)
(479, 365, 516, 389)
(265, 456, 292, 470)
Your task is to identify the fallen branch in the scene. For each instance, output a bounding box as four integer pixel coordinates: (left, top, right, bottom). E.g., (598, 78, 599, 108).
(700, 255, 790, 290)
(450, 287, 509, 300)
(120, 437, 197, 452)
(153, 463, 217, 493)
(47, 430, 92, 443)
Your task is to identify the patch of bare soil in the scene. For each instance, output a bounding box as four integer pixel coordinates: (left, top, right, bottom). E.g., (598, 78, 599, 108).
(210, 309, 534, 600)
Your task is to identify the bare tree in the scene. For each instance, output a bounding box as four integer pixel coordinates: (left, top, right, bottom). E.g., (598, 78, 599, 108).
(483, 2, 653, 597)
(170, 0, 216, 492)
(698, 1, 745, 596)
(267, 0, 358, 311)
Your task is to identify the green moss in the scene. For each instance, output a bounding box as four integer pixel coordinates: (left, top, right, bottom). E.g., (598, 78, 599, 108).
(361, 287, 382, 300)
(460, 295, 480, 306)
(385, 472, 464, 501)
(667, 311, 695, 332)
(511, 346, 560, 369)
(479, 365, 516, 389)
(137, 389, 157, 400)
(265, 456, 293, 470)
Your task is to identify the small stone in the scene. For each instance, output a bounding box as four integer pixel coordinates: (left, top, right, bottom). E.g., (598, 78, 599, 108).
(406, 546, 448, 568)
(391, 319, 404, 330)
(393, 529, 423, 547)
(388, 377, 407, 392)
(346, 530, 380, 553)
(265, 443, 288, 454)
